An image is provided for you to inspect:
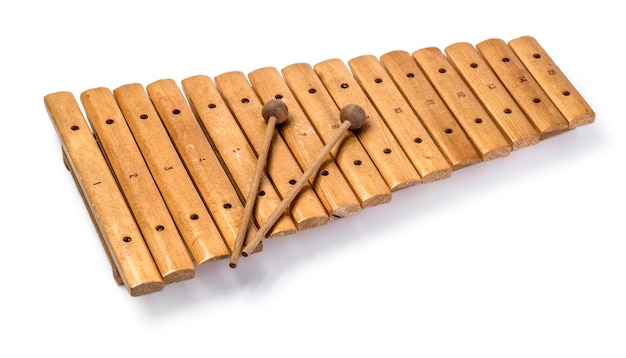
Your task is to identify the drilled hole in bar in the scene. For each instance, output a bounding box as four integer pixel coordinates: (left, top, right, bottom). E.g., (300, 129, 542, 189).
(320, 170, 329, 176)
(190, 214, 199, 220)
(155, 225, 165, 232)
(341, 83, 349, 89)
(275, 94, 283, 99)
(172, 109, 181, 115)
(383, 148, 392, 154)
(309, 88, 317, 94)
(445, 128, 453, 134)
(533, 53, 542, 59)
(71, 125, 80, 131)
(289, 179, 296, 185)
(258, 190, 266, 197)
(475, 118, 483, 124)
(438, 68, 447, 73)
(533, 98, 541, 104)
(140, 114, 148, 120)
(502, 57, 510, 63)
(241, 98, 250, 104)
(470, 63, 478, 68)
(504, 108, 513, 114)
(122, 236, 132, 243)
(223, 203, 232, 209)
(353, 160, 362, 166)
(208, 103, 217, 109)
(414, 137, 423, 143)
(105, 119, 114, 124)
(562, 91, 571, 96)
(406, 73, 415, 79)
(374, 78, 383, 83)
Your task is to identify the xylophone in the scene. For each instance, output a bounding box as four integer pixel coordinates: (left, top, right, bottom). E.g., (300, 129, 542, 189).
(45, 36, 594, 296)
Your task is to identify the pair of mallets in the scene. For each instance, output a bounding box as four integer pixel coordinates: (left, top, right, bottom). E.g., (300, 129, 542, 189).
(229, 100, 366, 268)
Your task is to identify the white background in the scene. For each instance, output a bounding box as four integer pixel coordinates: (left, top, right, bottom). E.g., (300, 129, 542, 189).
(1, 1, 624, 357)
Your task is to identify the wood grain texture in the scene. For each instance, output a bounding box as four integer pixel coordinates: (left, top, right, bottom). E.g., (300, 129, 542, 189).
(508, 36, 595, 128)
(282, 62, 392, 208)
(411, 48, 510, 162)
(248, 67, 362, 218)
(146, 79, 261, 255)
(46, 91, 164, 296)
(81, 87, 195, 284)
(114, 84, 230, 264)
(348, 55, 454, 178)
(444, 42, 540, 150)
(181, 75, 299, 236)
(476, 38, 569, 137)
(315, 58, 422, 190)
(212, 72, 329, 230)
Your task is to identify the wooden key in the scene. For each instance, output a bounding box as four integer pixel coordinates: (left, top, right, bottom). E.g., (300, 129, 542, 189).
(213, 72, 329, 230)
(62, 150, 123, 285)
(45, 91, 164, 296)
(380, 51, 477, 170)
(181, 75, 298, 237)
(114, 83, 231, 264)
(444, 42, 540, 150)
(242, 104, 368, 256)
(314, 58, 422, 190)
(348, 55, 453, 180)
(282, 62, 392, 208)
(230, 99, 287, 268)
(248, 67, 362, 217)
(411, 48, 511, 161)
(476, 38, 569, 137)
(508, 36, 595, 128)
(145, 79, 262, 268)
(81, 87, 195, 284)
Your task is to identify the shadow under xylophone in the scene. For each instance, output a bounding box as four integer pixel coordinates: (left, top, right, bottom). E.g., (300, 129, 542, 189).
(45, 36, 594, 296)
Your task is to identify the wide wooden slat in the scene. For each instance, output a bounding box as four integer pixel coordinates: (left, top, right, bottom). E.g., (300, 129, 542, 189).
(213, 72, 329, 228)
(282, 62, 392, 208)
(45, 91, 164, 296)
(81, 87, 195, 284)
(113, 84, 230, 264)
(348, 55, 453, 180)
(444, 42, 540, 150)
(508, 36, 595, 128)
(181, 75, 299, 236)
(476, 38, 569, 137)
(248, 67, 362, 218)
(314, 58, 422, 190)
(146, 79, 260, 253)
(411, 48, 511, 161)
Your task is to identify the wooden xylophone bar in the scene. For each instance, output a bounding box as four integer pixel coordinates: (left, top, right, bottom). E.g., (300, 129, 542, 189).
(45, 36, 594, 296)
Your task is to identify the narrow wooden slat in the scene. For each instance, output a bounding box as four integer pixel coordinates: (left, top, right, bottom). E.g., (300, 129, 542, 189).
(444, 42, 540, 150)
(45, 91, 164, 296)
(508, 36, 595, 128)
(476, 38, 569, 137)
(314, 59, 422, 190)
(411, 48, 511, 161)
(348, 55, 453, 180)
(80, 87, 195, 284)
(380, 51, 476, 170)
(212, 72, 329, 228)
(181, 75, 298, 236)
(282, 63, 392, 208)
(248, 67, 362, 218)
(113, 84, 230, 264)
(146, 79, 260, 254)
